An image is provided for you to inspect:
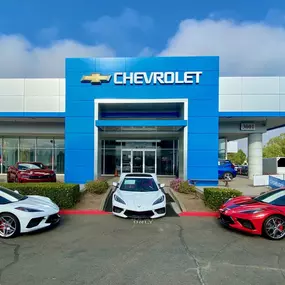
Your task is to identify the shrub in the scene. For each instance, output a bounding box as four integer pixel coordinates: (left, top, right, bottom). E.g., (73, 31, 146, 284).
(179, 181, 196, 194)
(0, 182, 80, 209)
(203, 187, 242, 211)
(170, 178, 183, 192)
(85, 179, 109, 194)
(170, 179, 196, 194)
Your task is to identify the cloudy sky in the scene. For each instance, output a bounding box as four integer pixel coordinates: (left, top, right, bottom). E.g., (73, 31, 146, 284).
(1, 0, 285, 150)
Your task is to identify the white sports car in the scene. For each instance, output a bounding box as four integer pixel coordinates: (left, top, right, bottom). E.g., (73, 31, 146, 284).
(0, 186, 60, 239)
(112, 173, 166, 219)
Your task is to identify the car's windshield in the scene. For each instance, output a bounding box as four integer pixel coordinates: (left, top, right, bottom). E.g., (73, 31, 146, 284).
(0, 186, 27, 203)
(253, 188, 285, 206)
(18, 163, 42, 170)
(120, 177, 158, 192)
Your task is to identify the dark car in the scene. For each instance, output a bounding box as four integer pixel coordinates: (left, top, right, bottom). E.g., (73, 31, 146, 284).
(7, 162, 56, 183)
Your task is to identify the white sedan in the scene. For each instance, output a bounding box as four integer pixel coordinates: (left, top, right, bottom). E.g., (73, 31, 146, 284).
(112, 173, 166, 219)
(0, 186, 60, 239)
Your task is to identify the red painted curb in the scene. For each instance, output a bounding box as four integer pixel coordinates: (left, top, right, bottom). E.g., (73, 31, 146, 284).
(179, 211, 218, 217)
(59, 210, 111, 215)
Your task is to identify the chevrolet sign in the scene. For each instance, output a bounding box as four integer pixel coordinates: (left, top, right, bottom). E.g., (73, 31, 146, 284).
(81, 71, 202, 85)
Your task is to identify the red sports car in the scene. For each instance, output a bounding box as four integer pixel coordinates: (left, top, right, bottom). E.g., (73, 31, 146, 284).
(7, 162, 56, 183)
(218, 188, 285, 240)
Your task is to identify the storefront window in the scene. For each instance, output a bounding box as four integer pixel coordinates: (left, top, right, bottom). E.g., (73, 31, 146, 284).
(55, 149, 65, 174)
(19, 138, 36, 162)
(104, 149, 121, 175)
(157, 149, 175, 175)
(0, 137, 65, 174)
(2, 138, 19, 173)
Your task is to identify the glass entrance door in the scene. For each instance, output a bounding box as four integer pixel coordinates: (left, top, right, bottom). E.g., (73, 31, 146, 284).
(132, 150, 143, 173)
(121, 149, 157, 174)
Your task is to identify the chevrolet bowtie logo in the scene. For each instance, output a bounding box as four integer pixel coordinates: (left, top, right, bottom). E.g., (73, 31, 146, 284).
(81, 73, 112, 85)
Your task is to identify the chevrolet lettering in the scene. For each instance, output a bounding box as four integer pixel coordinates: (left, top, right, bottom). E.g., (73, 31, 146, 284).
(114, 71, 202, 85)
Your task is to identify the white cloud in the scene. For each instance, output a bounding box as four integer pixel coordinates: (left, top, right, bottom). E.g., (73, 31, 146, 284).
(0, 34, 115, 77)
(159, 18, 285, 76)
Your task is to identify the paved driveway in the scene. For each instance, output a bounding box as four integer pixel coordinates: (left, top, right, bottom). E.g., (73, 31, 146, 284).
(1, 215, 285, 285)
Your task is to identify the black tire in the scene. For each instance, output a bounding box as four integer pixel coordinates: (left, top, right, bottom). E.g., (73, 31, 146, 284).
(223, 172, 233, 180)
(262, 215, 285, 240)
(0, 213, 20, 239)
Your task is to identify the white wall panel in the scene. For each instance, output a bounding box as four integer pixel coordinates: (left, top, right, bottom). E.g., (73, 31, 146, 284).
(24, 96, 60, 112)
(242, 95, 280, 111)
(0, 96, 24, 112)
(59, 96, 65, 112)
(279, 77, 285, 94)
(219, 95, 242, 111)
(219, 77, 242, 95)
(219, 76, 283, 112)
(59, 79, 65, 96)
(241, 77, 279, 95)
(0, 79, 24, 96)
(24, 79, 60, 96)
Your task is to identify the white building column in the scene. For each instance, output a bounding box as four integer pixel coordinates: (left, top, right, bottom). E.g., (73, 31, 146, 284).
(248, 133, 263, 179)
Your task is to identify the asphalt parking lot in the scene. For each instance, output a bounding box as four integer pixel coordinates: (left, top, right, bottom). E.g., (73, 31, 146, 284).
(1, 215, 285, 285)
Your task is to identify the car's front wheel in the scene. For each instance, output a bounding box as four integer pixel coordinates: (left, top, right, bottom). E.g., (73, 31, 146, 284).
(0, 213, 20, 239)
(262, 215, 285, 240)
(223, 172, 233, 180)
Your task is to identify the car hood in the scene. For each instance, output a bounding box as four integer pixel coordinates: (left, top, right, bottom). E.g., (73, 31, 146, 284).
(14, 195, 59, 211)
(116, 190, 164, 207)
(223, 196, 277, 213)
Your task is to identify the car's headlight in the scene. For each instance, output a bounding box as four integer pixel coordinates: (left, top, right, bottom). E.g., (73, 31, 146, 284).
(153, 195, 165, 205)
(114, 194, 126, 205)
(15, 207, 43, 212)
(239, 208, 263, 214)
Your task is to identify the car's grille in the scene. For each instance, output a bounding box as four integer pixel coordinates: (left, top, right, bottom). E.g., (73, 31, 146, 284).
(29, 175, 51, 179)
(124, 210, 154, 218)
(46, 214, 60, 224)
(220, 213, 234, 224)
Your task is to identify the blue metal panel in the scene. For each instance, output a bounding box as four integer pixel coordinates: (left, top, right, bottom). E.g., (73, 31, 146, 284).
(65, 56, 219, 185)
(95, 120, 187, 127)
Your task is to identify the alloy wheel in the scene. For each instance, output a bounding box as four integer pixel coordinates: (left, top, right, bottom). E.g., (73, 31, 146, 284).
(0, 215, 17, 238)
(264, 216, 285, 240)
(224, 172, 233, 180)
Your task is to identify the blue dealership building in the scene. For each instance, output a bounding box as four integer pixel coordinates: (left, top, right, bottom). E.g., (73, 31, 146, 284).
(0, 56, 284, 185)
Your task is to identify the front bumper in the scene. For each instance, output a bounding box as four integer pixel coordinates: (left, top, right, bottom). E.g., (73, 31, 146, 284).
(112, 201, 166, 219)
(21, 211, 61, 233)
(19, 176, 56, 183)
(218, 209, 263, 235)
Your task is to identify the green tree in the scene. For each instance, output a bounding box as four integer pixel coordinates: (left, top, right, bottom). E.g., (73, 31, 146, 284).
(263, 133, 285, 158)
(227, 149, 247, 165)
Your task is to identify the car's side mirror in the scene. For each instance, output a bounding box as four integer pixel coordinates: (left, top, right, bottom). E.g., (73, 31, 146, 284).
(14, 190, 19, 194)
(112, 182, 118, 188)
(160, 184, 165, 188)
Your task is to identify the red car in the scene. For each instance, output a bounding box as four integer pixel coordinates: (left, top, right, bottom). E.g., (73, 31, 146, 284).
(7, 162, 56, 183)
(218, 188, 285, 240)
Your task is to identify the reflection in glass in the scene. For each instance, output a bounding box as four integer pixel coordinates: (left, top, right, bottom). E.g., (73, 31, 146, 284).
(2, 138, 19, 173)
(121, 150, 131, 173)
(145, 151, 155, 173)
(55, 149, 65, 174)
(132, 151, 143, 173)
(36, 149, 53, 168)
(104, 149, 121, 175)
(157, 150, 174, 175)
